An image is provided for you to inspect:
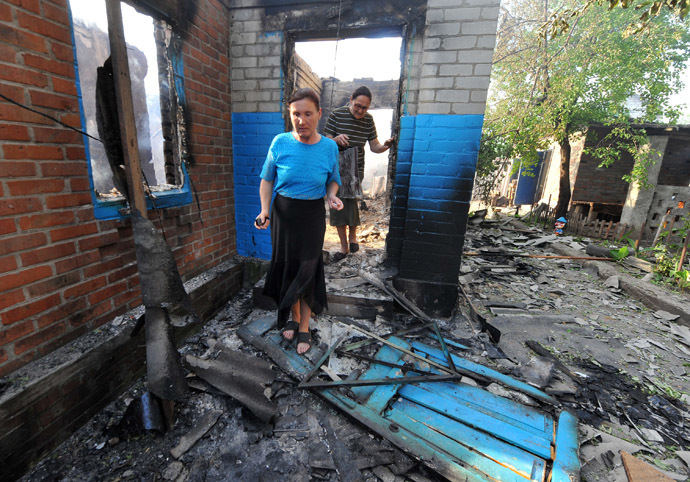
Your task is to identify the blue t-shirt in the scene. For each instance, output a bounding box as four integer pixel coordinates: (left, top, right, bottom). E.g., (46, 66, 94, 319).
(260, 132, 341, 200)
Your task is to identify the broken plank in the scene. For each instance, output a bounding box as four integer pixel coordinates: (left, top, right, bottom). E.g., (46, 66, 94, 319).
(350, 337, 408, 402)
(458, 285, 501, 342)
(300, 374, 463, 390)
(319, 390, 506, 482)
(237, 323, 312, 380)
(424, 333, 469, 351)
(309, 453, 396, 471)
(299, 334, 347, 388)
(339, 323, 433, 353)
(358, 270, 433, 323)
(319, 414, 363, 482)
(399, 384, 553, 460)
(410, 341, 557, 405)
(551, 411, 580, 482)
(105, 0, 147, 215)
(335, 318, 456, 376)
(525, 340, 581, 382)
(410, 380, 555, 435)
(366, 365, 407, 414)
(390, 398, 547, 481)
(621, 450, 676, 482)
(623, 256, 655, 273)
(170, 410, 222, 459)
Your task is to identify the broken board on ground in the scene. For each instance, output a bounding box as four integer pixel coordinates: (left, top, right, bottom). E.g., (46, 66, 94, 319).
(238, 317, 580, 482)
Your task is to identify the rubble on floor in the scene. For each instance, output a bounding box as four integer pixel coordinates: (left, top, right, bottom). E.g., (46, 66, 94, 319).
(20, 206, 690, 481)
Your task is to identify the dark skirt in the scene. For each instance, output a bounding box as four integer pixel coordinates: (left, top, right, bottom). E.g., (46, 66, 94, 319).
(262, 194, 328, 328)
(329, 198, 360, 227)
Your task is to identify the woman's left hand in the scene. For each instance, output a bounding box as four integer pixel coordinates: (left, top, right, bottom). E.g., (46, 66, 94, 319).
(328, 195, 344, 211)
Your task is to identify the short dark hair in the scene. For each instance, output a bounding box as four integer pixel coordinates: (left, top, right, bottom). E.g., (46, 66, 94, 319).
(351, 86, 372, 101)
(288, 88, 320, 110)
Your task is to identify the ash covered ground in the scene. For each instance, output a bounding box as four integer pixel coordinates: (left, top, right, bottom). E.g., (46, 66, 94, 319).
(20, 200, 690, 481)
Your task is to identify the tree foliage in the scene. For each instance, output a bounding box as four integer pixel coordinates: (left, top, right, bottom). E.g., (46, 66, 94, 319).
(479, 0, 690, 214)
(546, 0, 689, 38)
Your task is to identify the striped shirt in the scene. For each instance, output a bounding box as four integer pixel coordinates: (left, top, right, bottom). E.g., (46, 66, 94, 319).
(323, 106, 377, 176)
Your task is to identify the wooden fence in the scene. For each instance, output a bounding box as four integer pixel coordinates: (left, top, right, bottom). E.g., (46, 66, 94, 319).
(566, 217, 633, 242)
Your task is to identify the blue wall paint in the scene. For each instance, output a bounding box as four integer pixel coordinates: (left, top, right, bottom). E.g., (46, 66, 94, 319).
(391, 114, 484, 283)
(232, 112, 283, 259)
(513, 150, 546, 206)
(233, 111, 484, 278)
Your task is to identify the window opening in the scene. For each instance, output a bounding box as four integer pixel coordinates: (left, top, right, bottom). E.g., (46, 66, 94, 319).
(68, 0, 191, 218)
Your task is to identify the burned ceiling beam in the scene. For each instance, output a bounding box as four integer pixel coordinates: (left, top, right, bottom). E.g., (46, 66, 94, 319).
(262, 0, 427, 36)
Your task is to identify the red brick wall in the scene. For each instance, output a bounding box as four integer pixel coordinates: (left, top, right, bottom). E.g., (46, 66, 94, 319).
(0, 0, 235, 377)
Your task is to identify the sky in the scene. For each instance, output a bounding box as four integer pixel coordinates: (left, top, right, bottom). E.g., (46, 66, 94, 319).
(295, 37, 403, 81)
(68, 0, 159, 95)
(67, 2, 687, 122)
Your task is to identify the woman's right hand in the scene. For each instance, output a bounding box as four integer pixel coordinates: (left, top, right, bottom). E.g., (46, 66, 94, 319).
(334, 134, 350, 147)
(255, 212, 270, 229)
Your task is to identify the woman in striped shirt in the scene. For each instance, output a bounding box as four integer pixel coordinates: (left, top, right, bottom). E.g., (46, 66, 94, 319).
(323, 86, 394, 261)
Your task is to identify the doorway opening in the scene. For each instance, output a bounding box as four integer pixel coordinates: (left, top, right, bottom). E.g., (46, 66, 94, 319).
(289, 35, 404, 255)
(292, 36, 402, 197)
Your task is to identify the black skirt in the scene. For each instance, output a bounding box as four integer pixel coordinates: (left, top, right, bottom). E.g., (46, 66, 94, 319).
(329, 197, 360, 227)
(262, 194, 328, 328)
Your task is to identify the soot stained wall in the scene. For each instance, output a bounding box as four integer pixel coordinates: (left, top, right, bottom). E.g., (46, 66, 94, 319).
(229, 0, 499, 315)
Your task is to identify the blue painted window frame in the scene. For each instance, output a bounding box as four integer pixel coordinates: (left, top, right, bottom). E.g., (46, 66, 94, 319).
(67, 3, 192, 221)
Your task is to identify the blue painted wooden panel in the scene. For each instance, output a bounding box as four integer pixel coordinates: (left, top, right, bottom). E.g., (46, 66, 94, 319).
(389, 398, 547, 481)
(513, 152, 546, 206)
(351, 336, 409, 402)
(417, 381, 554, 435)
(240, 317, 580, 481)
(410, 341, 557, 405)
(400, 384, 553, 460)
(367, 366, 405, 414)
(551, 411, 580, 482)
(322, 389, 498, 481)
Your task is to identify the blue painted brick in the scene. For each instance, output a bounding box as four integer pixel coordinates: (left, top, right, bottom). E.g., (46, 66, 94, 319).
(397, 139, 414, 151)
(231, 124, 258, 136)
(235, 184, 258, 197)
(406, 198, 441, 212)
(445, 152, 479, 166)
(233, 112, 284, 259)
(409, 174, 463, 190)
(400, 115, 416, 129)
(413, 139, 432, 151)
(418, 114, 484, 129)
(402, 239, 464, 257)
(233, 145, 260, 157)
(257, 123, 283, 135)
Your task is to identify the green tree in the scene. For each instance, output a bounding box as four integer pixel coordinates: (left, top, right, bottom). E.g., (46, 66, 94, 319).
(546, 0, 689, 38)
(482, 0, 690, 217)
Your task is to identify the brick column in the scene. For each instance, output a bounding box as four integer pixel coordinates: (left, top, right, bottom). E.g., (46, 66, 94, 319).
(229, 6, 284, 258)
(387, 0, 499, 316)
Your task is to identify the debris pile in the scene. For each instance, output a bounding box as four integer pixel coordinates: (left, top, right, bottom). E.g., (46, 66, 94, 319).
(21, 210, 690, 482)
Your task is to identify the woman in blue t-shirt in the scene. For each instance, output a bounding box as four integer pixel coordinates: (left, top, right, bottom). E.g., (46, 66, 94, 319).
(255, 88, 343, 355)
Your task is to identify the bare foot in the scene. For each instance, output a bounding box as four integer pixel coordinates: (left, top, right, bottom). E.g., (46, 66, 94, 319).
(296, 332, 311, 355)
(297, 342, 309, 354)
(282, 321, 299, 341)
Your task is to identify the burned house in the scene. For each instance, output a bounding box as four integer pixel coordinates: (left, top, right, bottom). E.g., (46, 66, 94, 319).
(0, 0, 501, 477)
